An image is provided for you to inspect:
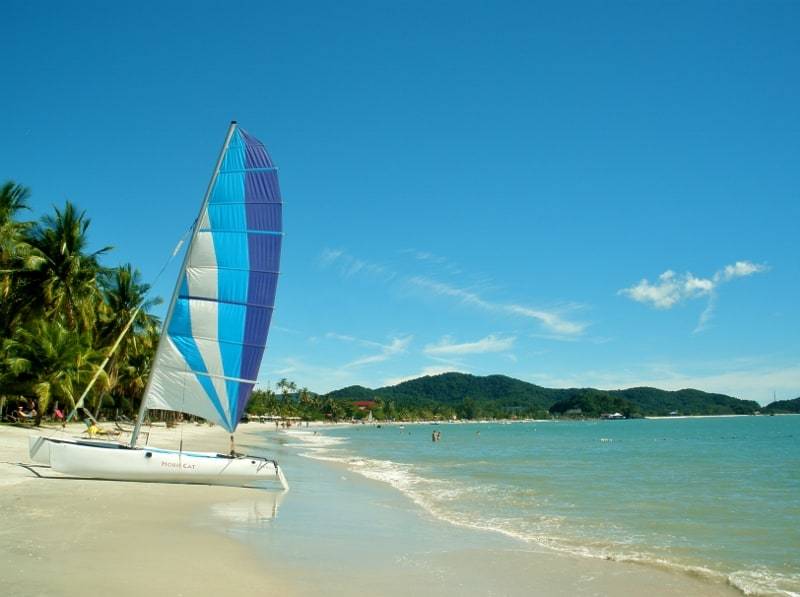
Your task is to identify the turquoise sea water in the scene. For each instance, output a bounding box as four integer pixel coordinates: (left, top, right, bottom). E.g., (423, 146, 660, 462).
(288, 416, 799, 596)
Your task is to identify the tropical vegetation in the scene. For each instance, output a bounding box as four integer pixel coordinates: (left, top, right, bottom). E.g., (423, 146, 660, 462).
(321, 372, 766, 420)
(760, 397, 800, 415)
(0, 181, 161, 425)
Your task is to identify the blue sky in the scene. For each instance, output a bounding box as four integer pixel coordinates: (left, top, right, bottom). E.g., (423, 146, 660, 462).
(2, 1, 798, 403)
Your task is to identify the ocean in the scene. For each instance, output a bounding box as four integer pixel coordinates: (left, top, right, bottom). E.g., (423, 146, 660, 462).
(285, 416, 799, 596)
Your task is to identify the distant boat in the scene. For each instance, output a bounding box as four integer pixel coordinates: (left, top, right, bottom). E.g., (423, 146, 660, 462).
(37, 122, 288, 489)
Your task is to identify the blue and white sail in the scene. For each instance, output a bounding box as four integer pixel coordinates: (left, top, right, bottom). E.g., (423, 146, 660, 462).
(141, 123, 281, 432)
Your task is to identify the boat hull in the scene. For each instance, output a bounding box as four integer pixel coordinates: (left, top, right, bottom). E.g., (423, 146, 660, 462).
(49, 441, 288, 490)
(28, 435, 124, 465)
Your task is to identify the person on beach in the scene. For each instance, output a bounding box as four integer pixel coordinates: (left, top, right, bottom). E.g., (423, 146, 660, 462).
(16, 405, 35, 421)
(432, 430, 436, 442)
(87, 420, 102, 437)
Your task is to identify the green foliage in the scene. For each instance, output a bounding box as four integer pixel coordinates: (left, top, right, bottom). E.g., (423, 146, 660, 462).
(608, 387, 761, 416)
(0, 181, 160, 424)
(761, 397, 800, 414)
(548, 390, 639, 418)
(2, 318, 104, 424)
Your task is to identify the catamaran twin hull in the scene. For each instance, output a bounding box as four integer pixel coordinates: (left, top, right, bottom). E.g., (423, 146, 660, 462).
(28, 435, 125, 465)
(45, 440, 288, 490)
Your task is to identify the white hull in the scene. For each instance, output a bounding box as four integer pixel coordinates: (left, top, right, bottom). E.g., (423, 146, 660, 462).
(48, 441, 288, 490)
(28, 435, 124, 465)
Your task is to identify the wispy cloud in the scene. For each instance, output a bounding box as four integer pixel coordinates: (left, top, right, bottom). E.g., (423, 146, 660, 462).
(409, 276, 586, 336)
(342, 335, 413, 368)
(619, 260, 768, 331)
(424, 334, 515, 356)
(319, 248, 395, 280)
(262, 357, 350, 385)
(325, 332, 385, 349)
(271, 324, 305, 336)
(321, 247, 588, 337)
(399, 248, 463, 275)
(383, 366, 465, 387)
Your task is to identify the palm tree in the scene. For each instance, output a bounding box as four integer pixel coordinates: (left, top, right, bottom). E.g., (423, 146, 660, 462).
(0, 182, 42, 337)
(275, 378, 298, 417)
(113, 320, 160, 416)
(99, 264, 161, 341)
(25, 201, 112, 331)
(2, 319, 106, 425)
(97, 264, 162, 417)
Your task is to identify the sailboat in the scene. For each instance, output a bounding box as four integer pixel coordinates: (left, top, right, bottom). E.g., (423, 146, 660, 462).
(34, 122, 288, 490)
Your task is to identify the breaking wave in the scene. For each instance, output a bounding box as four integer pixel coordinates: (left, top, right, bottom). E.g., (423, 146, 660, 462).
(284, 428, 800, 597)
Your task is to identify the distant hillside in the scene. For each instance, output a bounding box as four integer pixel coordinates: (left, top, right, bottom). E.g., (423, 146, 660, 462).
(327, 373, 562, 413)
(325, 372, 762, 418)
(609, 387, 760, 416)
(548, 390, 639, 418)
(761, 397, 800, 414)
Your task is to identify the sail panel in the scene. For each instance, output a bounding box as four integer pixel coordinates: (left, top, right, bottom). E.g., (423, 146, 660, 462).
(147, 336, 229, 425)
(184, 269, 278, 305)
(142, 125, 282, 431)
(245, 170, 281, 203)
(203, 203, 282, 230)
(211, 173, 245, 203)
(170, 298, 275, 346)
(247, 234, 281, 271)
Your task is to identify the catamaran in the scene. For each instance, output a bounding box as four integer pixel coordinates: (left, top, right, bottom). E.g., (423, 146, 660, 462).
(31, 122, 288, 490)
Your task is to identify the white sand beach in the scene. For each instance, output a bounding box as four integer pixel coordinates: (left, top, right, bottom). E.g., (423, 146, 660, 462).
(0, 423, 741, 596)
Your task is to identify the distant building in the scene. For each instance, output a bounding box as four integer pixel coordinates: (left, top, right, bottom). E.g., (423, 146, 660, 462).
(601, 412, 625, 419)
(353, 400, 376, 411)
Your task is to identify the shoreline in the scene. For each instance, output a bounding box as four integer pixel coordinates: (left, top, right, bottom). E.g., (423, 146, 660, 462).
(236, 423, 742, 596)
(1, 422, 742, 596)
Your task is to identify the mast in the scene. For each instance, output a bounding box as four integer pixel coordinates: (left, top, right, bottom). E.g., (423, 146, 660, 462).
(130, 121, 239, 448)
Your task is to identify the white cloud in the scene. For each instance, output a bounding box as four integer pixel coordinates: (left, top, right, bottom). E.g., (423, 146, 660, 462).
(344, 335, 413, 368)
(505, 304, 586, 335)
(693, 295, 717, 334)
(424, 334, 516, 356)
(383, 366, 465, 387)
(620, 270, 713, 309)
(409, 276, 586, 336)
(620, 260, 768, 329)
(718, 261, 768, 282)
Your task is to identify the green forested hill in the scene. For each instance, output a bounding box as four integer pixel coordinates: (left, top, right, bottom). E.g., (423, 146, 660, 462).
(761, 397, 800, 414)
(609, 387, 761, 416)
(325, 372, 762, 418)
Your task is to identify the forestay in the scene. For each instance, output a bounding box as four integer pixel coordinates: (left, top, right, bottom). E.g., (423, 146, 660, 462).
(142, 125, 281, 432)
